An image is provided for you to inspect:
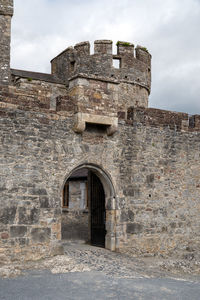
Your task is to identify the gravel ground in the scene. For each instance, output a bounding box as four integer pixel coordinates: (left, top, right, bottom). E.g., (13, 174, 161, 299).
(0, 242, 200, 300)
(0, 241, 200, 280)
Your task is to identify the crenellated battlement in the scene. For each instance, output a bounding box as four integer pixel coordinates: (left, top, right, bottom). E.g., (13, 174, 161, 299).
(51, 40, 151, 93)
(126, 107, 200, 132)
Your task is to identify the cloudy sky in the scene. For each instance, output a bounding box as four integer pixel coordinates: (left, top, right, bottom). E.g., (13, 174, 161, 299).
(10, 0, 200, 114)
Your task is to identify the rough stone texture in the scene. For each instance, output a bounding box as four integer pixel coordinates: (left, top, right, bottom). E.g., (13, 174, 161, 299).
(0, 0, 200, 263)
(10, 226, 27, 238)
(51, 41, 151, 95)
(1, 98, 200, 260)
(0, 0, 13, 85)
(117, 119, 200, 256)
(0, 77, 67, 111)
(51, 41, 151, 112)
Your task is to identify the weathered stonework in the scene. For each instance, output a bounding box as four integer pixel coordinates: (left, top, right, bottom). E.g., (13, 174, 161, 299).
(0, 0, 200, 262)
(0, 0, 13, 85)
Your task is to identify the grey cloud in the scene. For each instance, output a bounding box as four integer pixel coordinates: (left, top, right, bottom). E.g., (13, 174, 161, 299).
(11, 0, 200, 114)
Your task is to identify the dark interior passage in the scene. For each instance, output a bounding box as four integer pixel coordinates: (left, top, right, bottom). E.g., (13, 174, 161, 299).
(62, 168, 106, 247)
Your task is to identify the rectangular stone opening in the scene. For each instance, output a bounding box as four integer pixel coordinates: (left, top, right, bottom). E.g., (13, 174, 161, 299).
(70, 61, 75, 72)
(113, 58, 121, 69)
(85, 122, 108, 134)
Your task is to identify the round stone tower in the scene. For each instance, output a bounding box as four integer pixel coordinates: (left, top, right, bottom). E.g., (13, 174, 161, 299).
(51, 40, 151, 134)
(51, 40, 151, 109)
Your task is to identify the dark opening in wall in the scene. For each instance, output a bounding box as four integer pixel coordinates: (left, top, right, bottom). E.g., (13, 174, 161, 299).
(85, 123, 108, 134)
(189, 115, 195, 128)
(113, 58, 121, 69)
(62, 166, 108, 248)
(70, 61, 75, 72)
(62, 168, 89, 241)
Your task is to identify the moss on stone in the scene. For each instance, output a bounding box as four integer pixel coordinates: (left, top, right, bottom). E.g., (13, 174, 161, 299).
(139, 46, 149, 53)
(116, 41, 133, 47)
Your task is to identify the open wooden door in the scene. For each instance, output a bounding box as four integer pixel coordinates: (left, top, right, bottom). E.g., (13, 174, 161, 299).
(89, 171, 106, 247)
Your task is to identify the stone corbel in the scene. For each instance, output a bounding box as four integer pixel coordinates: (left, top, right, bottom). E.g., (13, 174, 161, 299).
(73, 112, 118, 136)
(73, 113, 86, 133)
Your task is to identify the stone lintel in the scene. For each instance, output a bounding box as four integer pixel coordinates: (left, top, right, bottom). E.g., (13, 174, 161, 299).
(73, 112, 118, 136)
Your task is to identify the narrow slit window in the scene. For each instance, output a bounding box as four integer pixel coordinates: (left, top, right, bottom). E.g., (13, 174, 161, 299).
(70, 61, 75, 72)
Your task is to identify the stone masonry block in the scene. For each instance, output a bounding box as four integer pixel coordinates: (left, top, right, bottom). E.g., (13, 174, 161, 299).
(10, 226, 27, 238)
(31, 228, 51, 243)
(127, 223, 143, 234)
(18, 207, 40, 225)
(0, 206, 17, 224)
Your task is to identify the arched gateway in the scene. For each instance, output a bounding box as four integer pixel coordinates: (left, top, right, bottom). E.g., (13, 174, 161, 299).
(61, 164, 116, 251)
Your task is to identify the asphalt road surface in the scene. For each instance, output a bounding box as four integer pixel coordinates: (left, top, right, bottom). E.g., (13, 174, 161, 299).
(0, 269, 200, 300)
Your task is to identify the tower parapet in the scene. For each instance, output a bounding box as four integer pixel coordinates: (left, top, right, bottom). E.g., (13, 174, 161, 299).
(51, 40, 151, 133)
(51, 40, 151, 93)
(0, 0, 13, 85)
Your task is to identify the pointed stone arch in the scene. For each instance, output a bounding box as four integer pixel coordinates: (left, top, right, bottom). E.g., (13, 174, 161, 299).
(62, 163, 117, 251)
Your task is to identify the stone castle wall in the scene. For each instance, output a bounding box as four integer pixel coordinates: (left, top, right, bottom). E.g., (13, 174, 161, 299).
(0, 100, 119, 261)
(0, 88, 200, 261)
(0, 0, 200, 262)
(117, 116, 200, 256)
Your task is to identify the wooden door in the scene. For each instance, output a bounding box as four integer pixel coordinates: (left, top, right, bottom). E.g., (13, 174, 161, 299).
(90, 172, 106, 247)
